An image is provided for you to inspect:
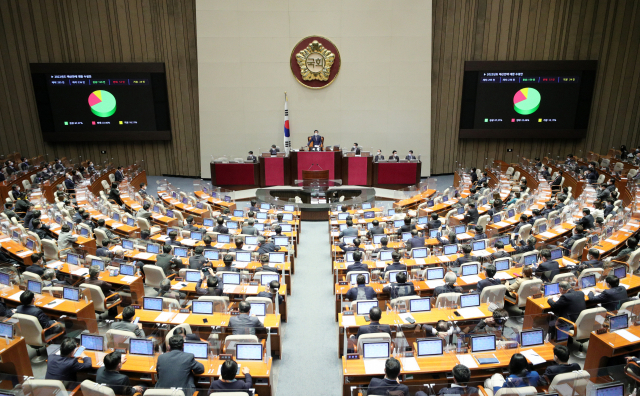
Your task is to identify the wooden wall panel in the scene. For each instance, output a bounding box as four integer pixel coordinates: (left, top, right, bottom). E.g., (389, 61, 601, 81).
(432, 0, 640, 174)
(0, 0, 199, 177)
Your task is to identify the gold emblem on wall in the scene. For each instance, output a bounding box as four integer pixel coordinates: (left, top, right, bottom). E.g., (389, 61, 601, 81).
(290, 36, 341, 89)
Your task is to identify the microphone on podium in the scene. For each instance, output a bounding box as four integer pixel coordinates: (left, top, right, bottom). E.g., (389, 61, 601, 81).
(317, 164, 323, 170)
(308, 164, 315, 170)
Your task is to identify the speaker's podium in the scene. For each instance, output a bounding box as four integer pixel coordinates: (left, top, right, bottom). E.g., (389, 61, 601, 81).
(290, 150, 342, 186)
(302, 170, 329, 180)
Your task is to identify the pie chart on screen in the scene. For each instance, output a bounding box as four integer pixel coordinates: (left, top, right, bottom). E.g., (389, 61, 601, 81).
(88, 90, 117, 117)
(513, 87, 541, 115)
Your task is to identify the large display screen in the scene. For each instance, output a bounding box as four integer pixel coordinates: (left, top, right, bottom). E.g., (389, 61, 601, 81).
(30, 63, 171, 142)
(459, 61, 597, 139)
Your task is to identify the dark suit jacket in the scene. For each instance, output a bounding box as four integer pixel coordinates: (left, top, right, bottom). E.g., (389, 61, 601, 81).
(155, 253, 181, 275)
(209, 373, 253, 395)
(45, 354, 92, 382)
(84, 277, 114, 297)
(367, 226, 385, 237)
(428, 219, 442, 229)
(562, 233, 586, 249)
(543, 363, 582, 383)
(389, 155, 399, 162)
(437, 385, 480, 395)
(407, 236, 425, 249)
(247, 155, 257, 162)
(465, 208, 479, 224)
(383, 263, 407, 275)
(16, 304, 54, 329)
(346, 262, 369, 272)
(588, 286, 627, 311)
(453, 254, 477, 268)
(229, 313, 265, 335)
(155, 350, 205, 393)
(577, 214, 594, 229)
(434, 284, 462, 297)
(96, 368, 135, 395)
(109, 188, 123, 205)
(115, 170, 125, 182)
(212, 225, 229, 234)
(489, 250, 510, 261)
(374, 154, 384, 161)
(357, 321, 392, 339)
(548, 290, 586, 322)
(367, 378, 409, 396)
(535, 260, 560, 282)
(64, 179, 75, 190)
(25, 265, 45, 276)
(345, 285, 377, 301)
(257, 242, 280, 254)
(477, 277, 501, 293)
(188, 254, 207, 270)
(382, 282, 416, 299)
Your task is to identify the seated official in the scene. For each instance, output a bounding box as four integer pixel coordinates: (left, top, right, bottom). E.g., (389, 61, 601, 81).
(85, 265, 120, 303)
(367, 357, 409, 396)
(513, 237, 536, 255)
(464, 203, 480, 224)
(217, 254, 240, 274)
(573, 248, 604, 276)
(434, 271, 462, 298)
(31, 219, 54, 240)
(351, 142, 361, 154)
(24, 253, 46, 276)
(308, 130, 322, 150)
(339, 220, 359, 238)
(246, 150, 257, 163)
(157, 278, 182, 301)
(114, 166, 125, 182)
(471, 225, 487, 240)
(540, 201, 554, 217)
(183, 216, 201, 232)
(188, 246, 207, 271)
(346, 251, 368, 272)
(196, 269, 223, 296)
(406, 229, 425, 249)
(374, 149, 384, 162)
(606, 237, 638, 264)
(428, 213, 442, 230)
(256, 253, 279, 273)
(58, 224, 78, 251)
(366, 219, 385, 238)
(489, 241, 510, 261)
(389, 150, 400, 162)
(472, 308, 517, 341)
(397, 216, 416, 234)
(108, 182, 123, 206)
(156, 244, 182, 275)
(357, 307, 391, 340)
(173, 326, 200, 342)
(382, 271, 415, 299)
(507, 266, 534, 297)
(576, 208, 595, 229)
(452, 245, 477, 270)
(528, 209, 544, 225)
(17, 290, 64, 336)
(209, 359, 253, 395)
(202, 235, 214, 249)
(383, 251, 407, 275)
(45, 337, 92, 383)
(485, 353, 540, 393)
(168, 230, 181, 247)
(3, 202, 17, 220)
(346, 274, 376, 301)
(374, 237, 393, 254)
(513, 214, 529, 234)
(96, 351, 144, 395)
(405, 150, 416, 160)
(241, 218, 260, 236)
(547, 281, 586, 323)
(257, 236, 280, 254)
(561, 225, 586, 253)
(97, 218, 120, 242)
(269, 144, 278, 155)
(212, 216, 229, 234)
(136, 202, 153, 220)
(257, 280, 284, 306)
(534, 249, 560, 283)
(588, 275, 627, 311)
(415, 364, 478, 395)
(476, 264, 501, 294)
(155, 336, 205, 395)
(339, 237, 366, 253)
(111, 306, 145, 337)
(229, 236, 245, 253)
(542, 345, 581, 385)
(229, 301, 264, 335)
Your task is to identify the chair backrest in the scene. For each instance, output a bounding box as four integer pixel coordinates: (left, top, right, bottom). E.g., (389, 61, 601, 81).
(532, 218, 546, 233)
(628, 169, 638, 178)
(596, 174, 606, 184)
(12, 313, 46, 347)
(494, 386, 537, 396)
(577, 268, 604, 284)
(143, 390, 185, 396)
(548, 370, 590, 395)
(22, 179, 31, 190)
(246, 296, 274, 314)
(476, 215, 490, 232)
(108, 173, 115, 183)
(479, 285, 507, 308)
(613, 162, 624, 172)
(435, 292, 461, 308)
(224, 335, 259, 355)
(22, 271, 43, 285)
(40, 239, 59, 261)
(517, 279, 543, 308)
(142, 265, 166, 288)
(512, 171, 520, 181)
(619, 299, 640, 319)
(161, 297, 180, 310)
(518, 224, 532, 241)
(197, 296, 229, 312)
(357, 333, 391, 355)
(345, 270, 369, 283)
(105, 329, 137, 349)
(78, 222, 93, 237)
(23, 379, 69, 396)
(600, 159, 610, 168)
(81, 379, 116, 396)
(443, 209, 456, 226)
(574, 307, 607, 340)
(165, 324, 193, 348)
(551, 272, 575, 284)
(79, 283, 109, 312)
(93, 228, 108, 247)
(506, 167, 514, 176)
(570, 237, 587, 259)
(390, 295, 422, 310)
(628, 250, 640, 273)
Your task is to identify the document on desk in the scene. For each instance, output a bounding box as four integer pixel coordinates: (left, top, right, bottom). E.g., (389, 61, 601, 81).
(214, 243, 226, 249)
(520, 349, 546, 365)
(456, 354, 478, 369)
(414, 258, 426, 265)
(605, 238, 619, 245)
(46, 260, 64, 269)
(613, 329, 640, 343)
(460, 275, 482, 284)
(157, 235, 170, 241)
(155, 312, 175, 322)
(243, 286, 259, 294)
(170, 313, 189, 324)
(399, 313, 415, 324)
(364, 358, 387, 374)
(342, 316, 356, 327)
(172, 283, 188, 290)
(72, 268, 90, 276)
(400, 357, 420, 371)
(426, 280, 445, 289)
(223, 285, 237, 294)
(233, 262, 249, 269)
(456, 307, 485, 319)
(494, 272, 513, 280)
(134, 253, 154, 260)
(120, 276, 138, 283)
(473, 250, 492, 257)
(9, 291, 24, 300)
(44, 299, 65, 309)
(375, 261, 387, 268)
(539, 231, 557, 239)
(495, 221, 510, 227)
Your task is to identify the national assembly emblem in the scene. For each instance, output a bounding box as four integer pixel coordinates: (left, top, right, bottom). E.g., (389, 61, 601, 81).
(290, 36, 341, 89)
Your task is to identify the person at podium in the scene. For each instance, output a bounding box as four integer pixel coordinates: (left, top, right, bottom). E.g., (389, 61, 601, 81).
(246, 151, 257, 162)
(389, 150, 399, 162)
(308, 130, 323, 151)
(269, 145, 278, 155)
(351, 142, 361, 154)
(405, 150, 417, 160)
(374, 149, 384, 162)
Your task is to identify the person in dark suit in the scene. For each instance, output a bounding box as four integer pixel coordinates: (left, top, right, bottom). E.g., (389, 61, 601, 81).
(24, 253, 46, 276)
(540, 201, 554, 218)
(464, 203, 480, 224)
(608, 237, 638, 264)
(255, 254, 279, 273)
(513, 236, 536, 255)
(551, 171, 563, 192)
(434, 271, 462, 298)
(114, 166, 125, 182)
(383, 252, 407, 275)
(268, 144, 278, 155)
(427, 364, 480, 395)
(3, 202, 17, 220)
(85, 265, 118, 299)
(338, 220, 359, 239)
(382, 271, 415, 299)
(374, 149, 384, 162)
(212, 216, 229, 234)
(196, 269, 223, 296)
(471, 225, 487, 240)
(489, 241, 510, 261)
(406, 229, 425, 249)
(31, 219, 54, 240)
(606, 178, 617, 192)
(308, 130, 323, 150)
(389, 150, 400, 162)
(45, 338, 92, 383)
(183, 216, 202, 232)
(96, 351, 144, 395)
(477, 264, 501, 293)
(246, 150, 257, 162)
(209, 359, 252, 394)
(217, 254, 240, 274)
(405, 150, 416, 160)
(540, 166, 551, 180)
(596, 185, 611, 201)
(188, 246, 207, 270)
(229, 301, 265, 335)
(257, 236, 280, 254)
(397, 216, 416, 234)
(535, 249, 560, 283)
(138, 182, 148, 198)
(155, 336, 205, 396)
(513, 214, 529, 235)
(577, 208, 595, 229)
(603, 201, 615, 217)
(63, 174, 75, 193)
(547, 281, 586, 322)
(585, 165, 599, 184)
(346, 274, 376, 301)
(339, 237, 366, 254)
(357, 307, 391, 338)
(542, 345, 582, 384)
(346, 251, 368, 272)
(5, 161, 17, 175)
(452, 245, 477, 269)
(366, 357, 409, 396)
(366, 219, 385, 238)
(53, 158, 65, 172)
(572, 248, 604, 276)
(108, 182, 124, 206)
(168, 230, 181, 247)
(351, 143, 361, 154)
(156, 244, 182, 275)
(528, 209, 544, 226)
(428, 213, 442, 230)
(588, 275, 627, 311)
(257, 280, 284, 306)
(561, 225, 586, 253)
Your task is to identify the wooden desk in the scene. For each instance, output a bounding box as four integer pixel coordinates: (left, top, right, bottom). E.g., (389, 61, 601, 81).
(0, 233, 35, 265)
(393, 190, 437, 211)
(0, 285, 98, 333)
(584, 324, 640, 371)
(0, 337, 33, 381)
(194, 190, 237, 212)
(115, 309, 283, 359)
(158, 194, 210, 222)
(82, 207, 140, 239)
(373, 161, 422, 189)
(40, 217, 96, 251)
(341, 343, 556, 396)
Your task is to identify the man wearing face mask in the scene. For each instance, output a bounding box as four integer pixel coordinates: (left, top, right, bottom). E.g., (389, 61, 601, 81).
(389, 150, 400, 162)
(472, 308, 518, 342)
(374, 149, 384, 162)
(308, 130, 323, 151)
